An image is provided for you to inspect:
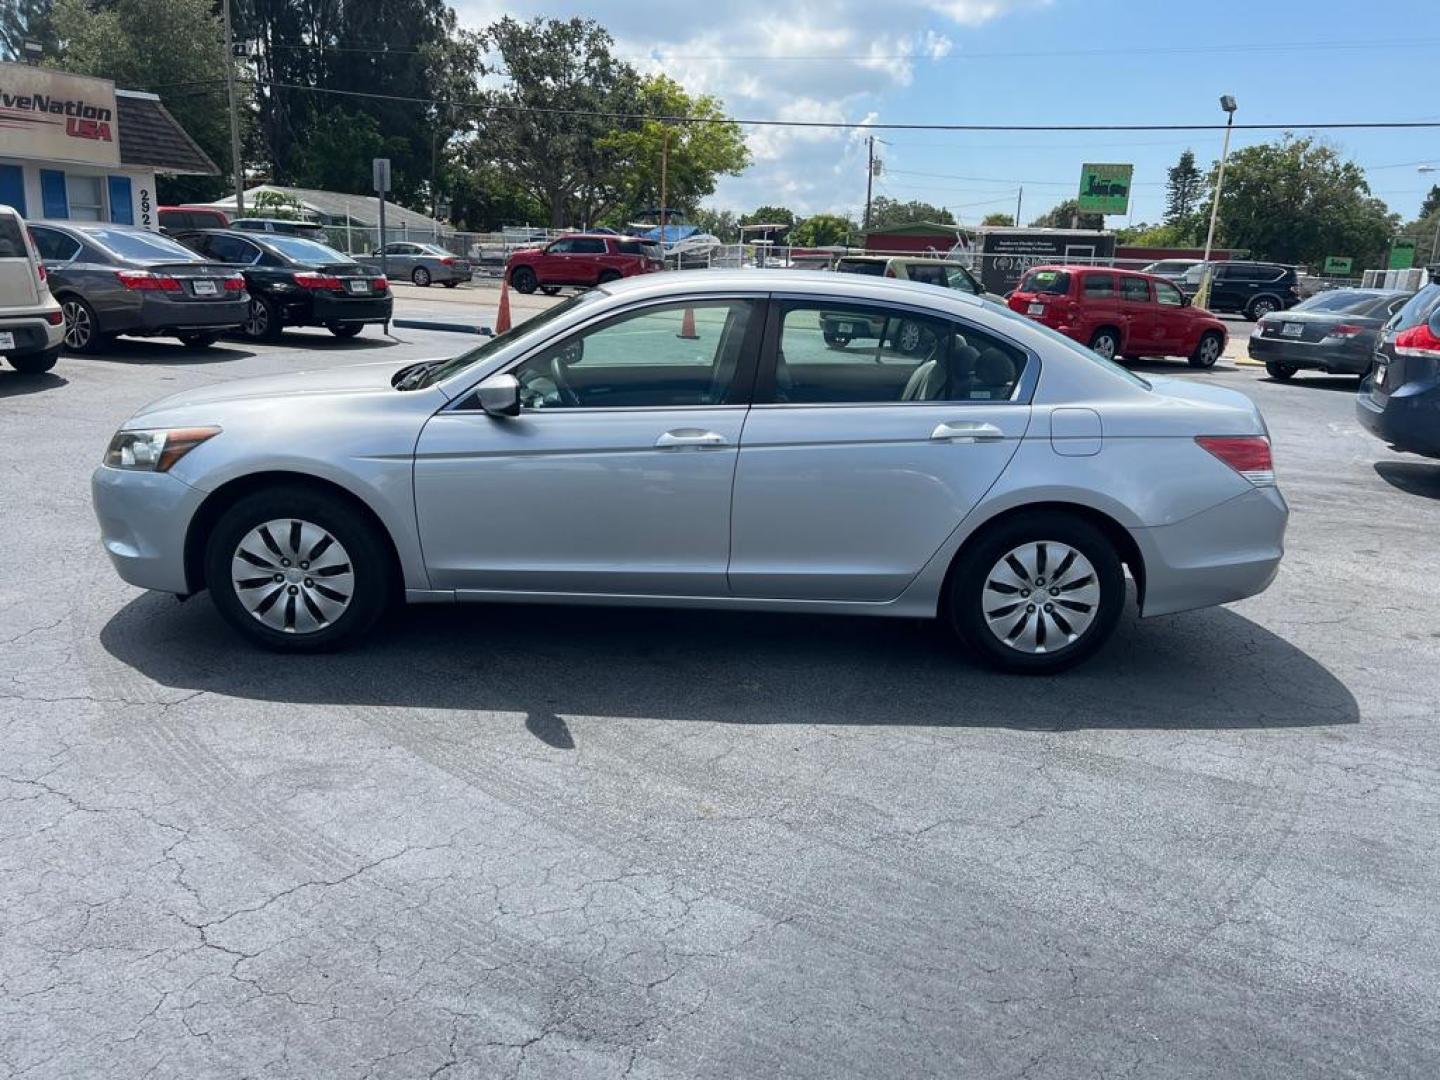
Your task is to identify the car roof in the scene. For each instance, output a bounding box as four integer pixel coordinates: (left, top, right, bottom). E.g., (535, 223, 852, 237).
(598, 268, 987, 308)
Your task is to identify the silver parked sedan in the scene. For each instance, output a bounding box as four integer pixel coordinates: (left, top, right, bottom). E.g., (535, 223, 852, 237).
(355, 242, 473, 287)
(92, 271, 1287, 673)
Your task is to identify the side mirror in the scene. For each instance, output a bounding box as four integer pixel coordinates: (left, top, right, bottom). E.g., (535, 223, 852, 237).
(1180, 294, 1191, 307)
(476, 373, 520, 417)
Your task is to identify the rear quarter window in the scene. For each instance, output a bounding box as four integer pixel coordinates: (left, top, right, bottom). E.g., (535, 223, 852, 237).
(835, 260, 886, 277)
(0, 215, 27, 258)
(615, 240, 643, 254)
(1388, 284, 1440, 331)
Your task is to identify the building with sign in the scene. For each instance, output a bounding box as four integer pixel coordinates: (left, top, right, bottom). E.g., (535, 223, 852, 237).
(0, 62, 216, 230)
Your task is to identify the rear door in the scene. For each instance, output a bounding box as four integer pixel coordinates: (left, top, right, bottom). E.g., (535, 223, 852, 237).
(0, 211, 41, 312)
(1078, 272, 1121, 346)
(730, 296, 1033, 601)
(570, 237, 608, 282)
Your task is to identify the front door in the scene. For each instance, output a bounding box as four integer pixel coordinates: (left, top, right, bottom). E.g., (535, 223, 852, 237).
(1151, 278, 1191, 352)
(729, 299, 1033, 601)
(413, 298, 763, 595)
(1117, 274, 1161, 355)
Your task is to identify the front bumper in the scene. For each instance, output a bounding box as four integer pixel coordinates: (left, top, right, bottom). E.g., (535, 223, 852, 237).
(1247, 333, 1372, 374)
(1131, 486, 1289, 617)
(1357, 387, 1440, 459)
(91, 466, 205, 594)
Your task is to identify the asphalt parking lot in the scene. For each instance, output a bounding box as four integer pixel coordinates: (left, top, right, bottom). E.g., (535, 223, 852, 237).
(2, 305, 1437, 1079)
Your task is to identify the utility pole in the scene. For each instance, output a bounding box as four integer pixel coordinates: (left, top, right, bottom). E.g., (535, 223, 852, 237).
(1202, 96, 1239, 264)
(659, 126, 670, 248)
(221, 0, 245, 216)
(1015, 185, 1023, 227)
(863, 135, 875, 232)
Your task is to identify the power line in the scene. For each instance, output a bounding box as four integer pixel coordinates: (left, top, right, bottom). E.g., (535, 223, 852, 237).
(248, 80, 1440, 133)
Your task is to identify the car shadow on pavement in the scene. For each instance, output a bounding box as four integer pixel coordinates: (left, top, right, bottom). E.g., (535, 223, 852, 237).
(101, 592, 1358, 745)
(80, 339, 257, 365)
(1374, 460, 1440, 500)
(1265, 375, 1362, 393)
(0, 371, 68, 396)
(259, 331, 397, 350)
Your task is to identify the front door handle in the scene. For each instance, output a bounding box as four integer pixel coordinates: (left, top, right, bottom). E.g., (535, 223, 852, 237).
(931, 421, 1005, 443)
(655, 429, 728, 449)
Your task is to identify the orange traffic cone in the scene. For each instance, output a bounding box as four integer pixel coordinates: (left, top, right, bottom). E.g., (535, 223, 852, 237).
(495, 275, 513, 334)
(677, 306, 699, 340)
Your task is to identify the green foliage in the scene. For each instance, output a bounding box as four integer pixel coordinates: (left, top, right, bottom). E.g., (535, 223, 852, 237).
(867, 197, 954, 229)
(1213, 136, 1397, 269)
(0, 0, 55, 60)
(1399, 208, 1440, 270)
(44, 0, 245, 202)
(444, 151, 547, 231)
(741, 206, 796, 229)
(1420, 185, 1440, 220)
(287, 109, 410, 197)
(690, 207, 740, 242)
(791, 213, 855, 247)
(249, 189, 308, 220)
(1164, 150, 1204, 236)
(1029, 199, 1103, 230)
(981, 212, 1014, 227)
(1114, 221, 1193, 247)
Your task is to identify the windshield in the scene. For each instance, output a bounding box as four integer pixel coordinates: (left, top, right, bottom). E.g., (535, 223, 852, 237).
(409, 289, 605, 389)
(1018, 269, 1070, 295)
(90, 229, 202, 262)
(992, 301, 1151, 390)
(266, 235, 353, 264)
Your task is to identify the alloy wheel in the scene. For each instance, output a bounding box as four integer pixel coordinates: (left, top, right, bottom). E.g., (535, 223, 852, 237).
(62, 300, 91, 350)
(243, 299, 269, 337)
(1197, 334, 1221, 366)
(981, 541, 1100, 654)
(1090, 333, 1117, 360)
(230, 518, 354, 635)
(897, 321, 923, 353)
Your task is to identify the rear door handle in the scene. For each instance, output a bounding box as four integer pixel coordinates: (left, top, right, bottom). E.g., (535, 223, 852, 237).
(931, 421, 1004, 443)
(655, 429, 728, 449)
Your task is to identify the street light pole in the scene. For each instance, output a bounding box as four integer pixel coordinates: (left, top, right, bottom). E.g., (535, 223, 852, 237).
(1201, 95, 1238, 265)
(221, 0, 245, 216)
(864, 135, 875, 232)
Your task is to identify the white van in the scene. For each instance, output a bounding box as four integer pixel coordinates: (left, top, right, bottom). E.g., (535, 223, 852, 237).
(0, 205, 64, 375)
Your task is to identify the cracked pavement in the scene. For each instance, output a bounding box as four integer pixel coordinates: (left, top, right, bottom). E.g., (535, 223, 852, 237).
(1, 325, 1438, 1078)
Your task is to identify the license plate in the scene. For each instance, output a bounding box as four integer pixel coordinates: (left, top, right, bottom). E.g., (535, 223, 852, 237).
(192, 279, 217, 296)
(0, 331, 13, 350)
(347, 279, 370, 294)
(1027, 303, 1045, 316)
(1281, 322, 1303, 337)
(1373, 363, 1386, 387)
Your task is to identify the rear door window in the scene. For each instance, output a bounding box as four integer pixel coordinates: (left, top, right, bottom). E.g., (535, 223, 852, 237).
(835, 259, 886, 277)
(29, 226, 82, 262)
(907, 263, 946, 287)
(205, 235, 263, 264)
(1119, 276, 1151, 302)
(1082, 273, 1115, 298)
(1019, 269, 1070, 295)
(0, 214, 28, 259)
(572, 238, 608, 254)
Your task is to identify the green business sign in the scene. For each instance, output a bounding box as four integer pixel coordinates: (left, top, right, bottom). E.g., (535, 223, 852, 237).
(1323, 256, 1353, 275)
(1389, 240, 1416, 270)
(1077, 163, 1134, 215)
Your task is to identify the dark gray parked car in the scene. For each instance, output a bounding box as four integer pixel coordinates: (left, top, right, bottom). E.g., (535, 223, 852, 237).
(28, 222, 247, 353)
(1248, 288, 1412, 381)
(355, 242, 473, 287)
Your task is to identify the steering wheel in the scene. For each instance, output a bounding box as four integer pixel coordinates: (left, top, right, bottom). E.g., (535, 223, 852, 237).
(548, 350, 582, 407)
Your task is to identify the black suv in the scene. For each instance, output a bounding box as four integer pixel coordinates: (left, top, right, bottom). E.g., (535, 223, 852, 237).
(1178, 261, 1302, 320)
(1356, 275, 1440, 459)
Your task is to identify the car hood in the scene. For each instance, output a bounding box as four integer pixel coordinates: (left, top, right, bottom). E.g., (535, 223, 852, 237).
(128, 359, 444, 422)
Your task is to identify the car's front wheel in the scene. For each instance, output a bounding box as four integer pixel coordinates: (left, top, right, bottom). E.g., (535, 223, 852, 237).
(326, 322, 363, 338)
(947, 511, 1125, 674)
(1189, 330, 1224, 369)
(178, 332, 220, 349)
(204, 486, 393, 652)
(510, 266, 538, 293)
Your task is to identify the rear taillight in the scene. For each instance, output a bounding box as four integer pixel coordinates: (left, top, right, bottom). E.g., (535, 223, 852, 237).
(223, 275, 245, 291)
(1325, 324, 1364, 338)
(45, 310, 63, 325)
(37, 264, 46, 283)
(441, 256, 456, 265)
(371, 276, 388, 291)
(1394, 322, 1440, 357)
(116, 270, 182, 291)
(1196, 435, 1275, 486)
(293, 271, 342, 289)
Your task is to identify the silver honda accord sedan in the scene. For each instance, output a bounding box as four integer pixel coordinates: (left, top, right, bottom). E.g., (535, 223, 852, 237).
(92, 270, 1287, 673)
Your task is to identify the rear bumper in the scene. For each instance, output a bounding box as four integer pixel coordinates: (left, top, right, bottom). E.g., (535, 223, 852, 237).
(0, 314, 65, 354)
(279, 293, 394, 326)
(1131, 486, 1288, 617)
(133, 296, 249, 334)
(1247, 333, 1372, 374)
(1357, 387, 1440, 458)
(91, 466, 204, 595)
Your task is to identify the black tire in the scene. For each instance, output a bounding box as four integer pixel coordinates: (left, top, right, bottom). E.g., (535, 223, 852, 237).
(178, 332, 220, 349)
(947, 510, 1126, 674)
(326, 322, 363, 338)
(1088, 328, 1120, 361)
(442, 281, 459, 289)
(241, 295, 283, 342)
(7, 345, 61, 374)
(540, 286, 561, 296)
(59, 295, 104, 354)
(510, 266, 538, 294)
(1265, 361, 1297, 381)
(1247, 296, 1279, 320)
(411, 266, 431, 287)
(597, 270, 622, 285)
(1188, 330, 1224, 369)
(204, 485, 393, 652)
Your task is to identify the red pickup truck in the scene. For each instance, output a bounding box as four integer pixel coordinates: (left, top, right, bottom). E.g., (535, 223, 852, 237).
(506, 234, 663, 294)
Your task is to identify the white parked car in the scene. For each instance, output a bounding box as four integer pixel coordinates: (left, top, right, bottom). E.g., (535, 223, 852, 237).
(0, 204, 65, 374)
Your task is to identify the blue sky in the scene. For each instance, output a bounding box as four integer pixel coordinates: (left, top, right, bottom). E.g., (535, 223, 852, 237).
(457, 0, 1440, 225)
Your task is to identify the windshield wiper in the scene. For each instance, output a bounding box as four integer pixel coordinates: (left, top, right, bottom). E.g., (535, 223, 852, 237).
(392, 359, 444, 391)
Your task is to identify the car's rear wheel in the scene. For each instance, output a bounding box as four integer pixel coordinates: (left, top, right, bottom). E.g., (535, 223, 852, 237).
(442, 281, 459, 289)
(178, 332, 220, 349)
(204, 486, 392, 652)
(326, 322, 363, 338)
(947, 511, 1125, 674)
(540, 286, 561, 296)
(1088, 328, 1120, 360)
(1188, 330, 1224, 369)
(7, 345, 61, 374)
(241, 296, 283, 342)
(411, 266, 431, 287)
(1265, 361, 1297, 381)
(894, 319, 925, 354)
(60, 296, 103, 353)
(510, 267, 538, 293)
(1248, 296, 1279, 320)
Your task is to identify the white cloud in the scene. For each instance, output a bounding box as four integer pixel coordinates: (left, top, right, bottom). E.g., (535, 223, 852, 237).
(453, 0, 1039, 214)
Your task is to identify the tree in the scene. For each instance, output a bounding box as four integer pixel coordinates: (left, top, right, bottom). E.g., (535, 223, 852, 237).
(1420, 185, 1440, 220)
(740, 206, 795, 229)
(1115, 221, 1192, 247)
(44, 0, 246, 202)
(690, 207, 739, 242)
(981, 212, 1014, 227)
(1212, 136, 1397, 268)
(0, 0, 55, 60)
(867, 197, 954, 229)
(791, 213, 855, 247)
(249, 189, 308, 219)
(1164, 150, 1204, 236)
(1029, 199, 1102, 230)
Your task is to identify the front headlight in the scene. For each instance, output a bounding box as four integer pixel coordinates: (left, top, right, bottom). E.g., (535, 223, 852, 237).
(103, 427, 221, 472)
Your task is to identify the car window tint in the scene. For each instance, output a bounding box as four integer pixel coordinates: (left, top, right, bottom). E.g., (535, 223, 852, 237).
(29, 226, 81, 261)
(1388, 284, 1440, 332)
(1120, 276, 1150, 302)
(835, 259, 886, 276)
(265, 236, 352, 263)
(615, 240, 642, 254)
(88, 228, 202, 262)
(547, 238, 574, 254)
(1154, 280, 1184, 306)
(571, 238, 608, 254)
(206, 235, 261, 264)
(1020, 269, 1069, 294)
(775, 303, 1029, 404)
(511, 300, 758, 409)
(1082, 273, 1115, 298)
(0, 215, 28, 258)
(906, 264, 946, 286)
(944, 267, 977, 293)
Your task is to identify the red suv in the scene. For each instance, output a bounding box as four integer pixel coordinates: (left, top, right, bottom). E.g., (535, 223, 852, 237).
(1009, 265, 1228, 368)
(506, 234, 662, 294)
